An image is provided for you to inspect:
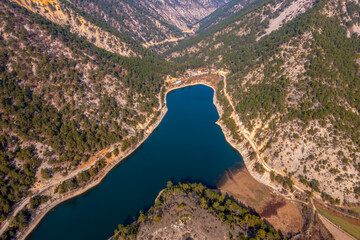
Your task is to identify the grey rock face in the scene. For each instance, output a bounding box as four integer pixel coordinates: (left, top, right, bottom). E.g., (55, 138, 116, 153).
(142, 0, 229, 30)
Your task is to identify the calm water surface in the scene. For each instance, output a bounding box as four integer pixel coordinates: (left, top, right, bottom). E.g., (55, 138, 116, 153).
(28, 85, 243, 240)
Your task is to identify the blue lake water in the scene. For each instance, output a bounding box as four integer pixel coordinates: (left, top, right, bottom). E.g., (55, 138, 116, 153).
(27, 85, 243, 240)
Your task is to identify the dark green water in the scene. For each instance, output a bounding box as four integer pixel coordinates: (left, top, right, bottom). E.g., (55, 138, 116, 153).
(27, 85, 243, 240)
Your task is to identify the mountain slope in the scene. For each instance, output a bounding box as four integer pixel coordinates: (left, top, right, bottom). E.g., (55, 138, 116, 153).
(141, 0, 229, 31)
(68, 0, 184, 45)
(0, 0, 172, 229)
(67, 0, 232, 52)
(12, 0, 147, 57)
(210, 0, 360, 203)
(196, 0, 253, 32)
(163, 0, 360, 204)
(165, 0, 314, 65)
(112, 182, 283, 240)
(1, 0, 360, 238)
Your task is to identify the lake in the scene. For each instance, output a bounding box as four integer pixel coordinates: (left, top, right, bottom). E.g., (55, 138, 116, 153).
(27, 84, 243, 240)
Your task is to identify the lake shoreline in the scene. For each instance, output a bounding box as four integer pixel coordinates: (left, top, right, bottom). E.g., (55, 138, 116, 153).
(164, 82, 271, 199)
(18, 93, 170, 240)
(17, 81, 258, 240)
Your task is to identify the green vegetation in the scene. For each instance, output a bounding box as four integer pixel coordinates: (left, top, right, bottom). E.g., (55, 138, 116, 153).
(41, 168, 52, 179)
(113, 148, 120, 157)
(11, 209, 31, 230)
(55, 160, 106, 194)
(165, 0, 279, 67)
(1, 208, 31, 240)
(233, 76, 289, 130)
(270, 172, 294, 191)
(113, 182, 282, 239)
(121, 140, 131, 151)
(0, 192, 47, 240)
(57, 0, 150, 56)
(169, 0, 360, 155)
(167, 0, 360, 202)
(321, 192, 340, 205)
(299, 175, 342, 204)
(197, 0, 264, 32)
(68, 0, 183, 45)
(1, 0, 360, 237)
(216, 81, 242, 142)
(0, 0, 178, 223)
(350, 208, 360, 215)
(226, 0, 360, 148)
(254, 162, 265, 173)
(317, 206, 360, 239)
(299, 175, 320, 192)
(30, 195, 49, 210)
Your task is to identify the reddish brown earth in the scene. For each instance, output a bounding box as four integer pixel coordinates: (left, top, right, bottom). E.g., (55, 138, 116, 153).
(218, 168, 304, 235)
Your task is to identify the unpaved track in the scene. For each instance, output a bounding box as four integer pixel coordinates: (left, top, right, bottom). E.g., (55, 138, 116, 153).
(0, 92, 166, 237)
(1, 72, 355, 239)
(0, 147, 115, 236)
(318, 214, 357, 240)
(220, 72, 357, 237)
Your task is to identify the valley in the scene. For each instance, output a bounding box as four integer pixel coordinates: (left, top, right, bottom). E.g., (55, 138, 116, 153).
(26, 84, 247, 240)
(1, 0, 360, 239)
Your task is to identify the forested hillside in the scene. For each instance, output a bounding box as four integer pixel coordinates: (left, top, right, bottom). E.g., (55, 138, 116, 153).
(0, 0, 174, 224)
(165, 0, 313, 66)
(68, 0, 233, 52)
(224, 0, 360, 203)
(112, 182, 283, 240)
(1, 0, 360, 238)
(196, 0, 253, 32)
(140, 0, 229, 31)
(175, 0, 360, 203)
(67, 0, 183, 47)
(12, 0, 148, 57)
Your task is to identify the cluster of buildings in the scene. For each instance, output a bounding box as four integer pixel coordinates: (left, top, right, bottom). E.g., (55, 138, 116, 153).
(171, 67, 217, 86)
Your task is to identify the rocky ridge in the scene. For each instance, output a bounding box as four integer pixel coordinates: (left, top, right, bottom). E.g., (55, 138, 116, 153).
(224, 0, 360, 204)
(165, 0, 314, 63)
(142, 0, 229, 31)
(13, 0, 142, 57)
(166, 0, 360, 204)
(0, 1, 170, 237)
(112, 182, 282, 240)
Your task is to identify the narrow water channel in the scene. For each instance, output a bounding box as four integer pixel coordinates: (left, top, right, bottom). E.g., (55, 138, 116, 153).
(27, 85, 244, 240)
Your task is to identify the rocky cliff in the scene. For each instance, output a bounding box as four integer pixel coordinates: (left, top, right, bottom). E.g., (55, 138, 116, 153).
(142, 0, 229, 31)
(68, 0, 183, 46)
(67, 0, 231, 52)
(12, 0, 145, 57)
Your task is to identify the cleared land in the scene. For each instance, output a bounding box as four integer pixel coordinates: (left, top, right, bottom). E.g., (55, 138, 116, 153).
(351, 208, 360, 215)
(317, 206, 360, 239)
(218, 168, 304, 235)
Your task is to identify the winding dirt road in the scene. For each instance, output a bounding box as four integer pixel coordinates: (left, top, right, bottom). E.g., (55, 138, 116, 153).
(0, 146, 116, 236)
(1, 72, 354, 240)
(220, 72, 356, 239)
(318, 214, 357, 240)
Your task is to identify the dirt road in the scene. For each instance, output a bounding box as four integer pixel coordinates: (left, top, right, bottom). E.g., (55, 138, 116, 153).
(0, 146, 116, 236)
(318, 214, 357, 240)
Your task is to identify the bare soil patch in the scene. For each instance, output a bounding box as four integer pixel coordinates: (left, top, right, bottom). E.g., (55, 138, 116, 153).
(218, 168, 304, 235)
(260, 198, 286, 217)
